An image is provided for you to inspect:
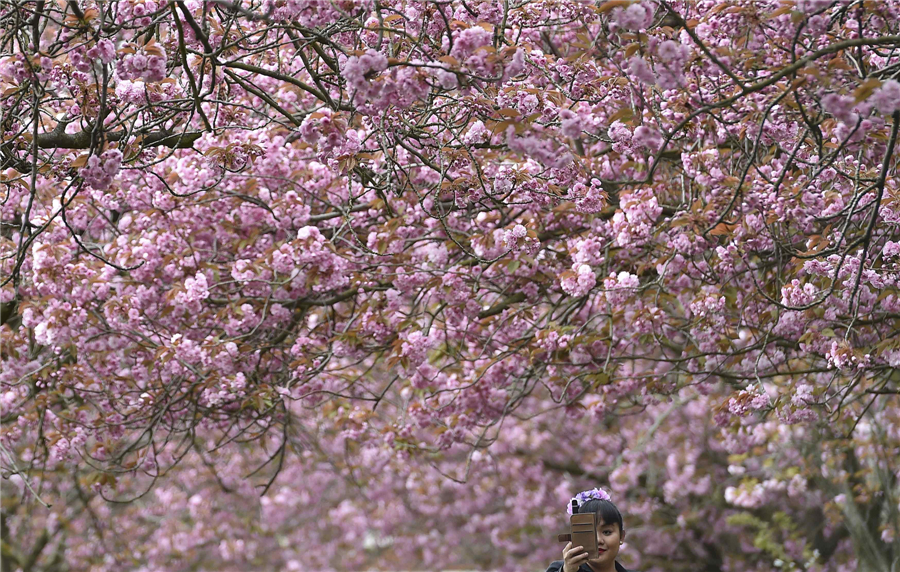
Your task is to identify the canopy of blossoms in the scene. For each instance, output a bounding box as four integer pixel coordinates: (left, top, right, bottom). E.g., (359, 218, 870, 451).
(1, 0, 899, 571)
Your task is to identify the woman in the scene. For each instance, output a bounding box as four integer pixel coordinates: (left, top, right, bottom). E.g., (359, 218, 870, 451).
(546, 488, 638, 572)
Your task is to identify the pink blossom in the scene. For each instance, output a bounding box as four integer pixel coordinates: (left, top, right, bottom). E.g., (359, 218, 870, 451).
(628, 56, 656, 85)
(608, 121, 632, 142)
(883, 241, 900, 258)
(506, 126, 573, 168)
(559, 108, 583, 138)
(821, 92, 858, 124)
(780, 279, 820, 307)
(632, 125, 663, 150)
(796, 0, 835, 13)
(504, 48, 526, 79)
(560, 264, 597, 297)
(724, 483, 766, 508)
(174, 272, 210, 311)
(503, 224, 540, 256)
(79, 149, 123, 190)
(400, 330, 434, 369)
(7, 5, 900, 570)
(86, 39, 117, 64)
(433, 68, 459, 89)
(450, 26, 493, 60)
(656, 40, 686, 63)
(342, 49, 388, 88)
(871, 80, 900, 114)
(655, 40, 688, 88)
(119, 44, 167, 82)
(825, 340, 869, 370)
(614, 2, 654, 31)
(132, 54, 148, 71)
(463, 120, 488, 145)
(568, 179, 608, 213)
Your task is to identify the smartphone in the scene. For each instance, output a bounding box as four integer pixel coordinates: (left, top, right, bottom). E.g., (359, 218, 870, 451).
(570, 512, 599, 559)
(557, 511, 600, 559)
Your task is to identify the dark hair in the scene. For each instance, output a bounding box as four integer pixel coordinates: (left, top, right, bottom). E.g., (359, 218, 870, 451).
(577, 499, 624, 533)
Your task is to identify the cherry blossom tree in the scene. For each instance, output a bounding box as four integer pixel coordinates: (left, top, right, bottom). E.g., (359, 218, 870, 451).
(2, 0, 899, 571)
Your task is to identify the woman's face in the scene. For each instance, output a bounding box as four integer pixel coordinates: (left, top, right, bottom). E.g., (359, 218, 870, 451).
(586, 519, 623, 570)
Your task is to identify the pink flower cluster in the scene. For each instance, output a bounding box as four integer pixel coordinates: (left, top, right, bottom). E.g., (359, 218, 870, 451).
(299, 111, 360, 161)
(724, 482, 766, 508)
(884, 241, 900, 258)
(825, 340, 870, 370)
(400, 330, 435, 370)
(780, 279, 820, 308)
(271, 0, 372, 27)
(654, 40, 689, 89)
(0, 54, 36, 82)
(503, 48, 526, 80)
(603, 271, 640, 305)
(502, 224, 540, 256)
(173, 272, 210, 314)
(607, 121, 634, 153)
(568, 179, 608, 213)
(796, 0, 835, 14)
(628, 56, 656, 85)
(292, 226, 351, 293)
(119, 46, 167, 82)
(88, 39, 117, 64)
(610, 190, 661, 247)
(80, 149, 123, 190)
(558, 108, 584, 139)
(450, 26, 494, 60)
(342, 49, 389, 105)
(201, 372, 248, 408)
(116, 0, 165, 27)
(560, 264, 597, 297)
(628, 40, 689, 90)
(506, 126, 573, 169)
(727, 387, 771, 417)
(871, 80, 900, 115)
(614, 2, 654, 31)
(632, 125, 663, 151)
(821, 92, 859, 124)
(70, 40, 116, 72)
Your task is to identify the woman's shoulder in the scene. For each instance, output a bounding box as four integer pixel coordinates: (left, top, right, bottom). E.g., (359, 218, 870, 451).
(545, 560, 565, 572)
(544, 562, 639, 572)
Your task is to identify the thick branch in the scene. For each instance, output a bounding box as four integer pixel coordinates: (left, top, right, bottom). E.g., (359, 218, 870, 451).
(35, 129, 203, 149)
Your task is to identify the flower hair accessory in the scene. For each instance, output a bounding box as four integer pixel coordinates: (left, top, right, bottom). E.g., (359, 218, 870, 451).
(567, 487, 612, 515)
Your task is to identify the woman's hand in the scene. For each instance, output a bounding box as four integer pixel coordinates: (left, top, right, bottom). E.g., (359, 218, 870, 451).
(562, 541, 590, 572)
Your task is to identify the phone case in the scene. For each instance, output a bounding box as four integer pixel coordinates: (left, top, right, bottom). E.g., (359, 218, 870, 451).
(570, 513, 599, 559)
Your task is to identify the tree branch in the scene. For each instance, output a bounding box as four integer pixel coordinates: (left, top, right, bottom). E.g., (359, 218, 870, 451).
(35, 128, 203, 149)
(479, 292, 526, 319)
